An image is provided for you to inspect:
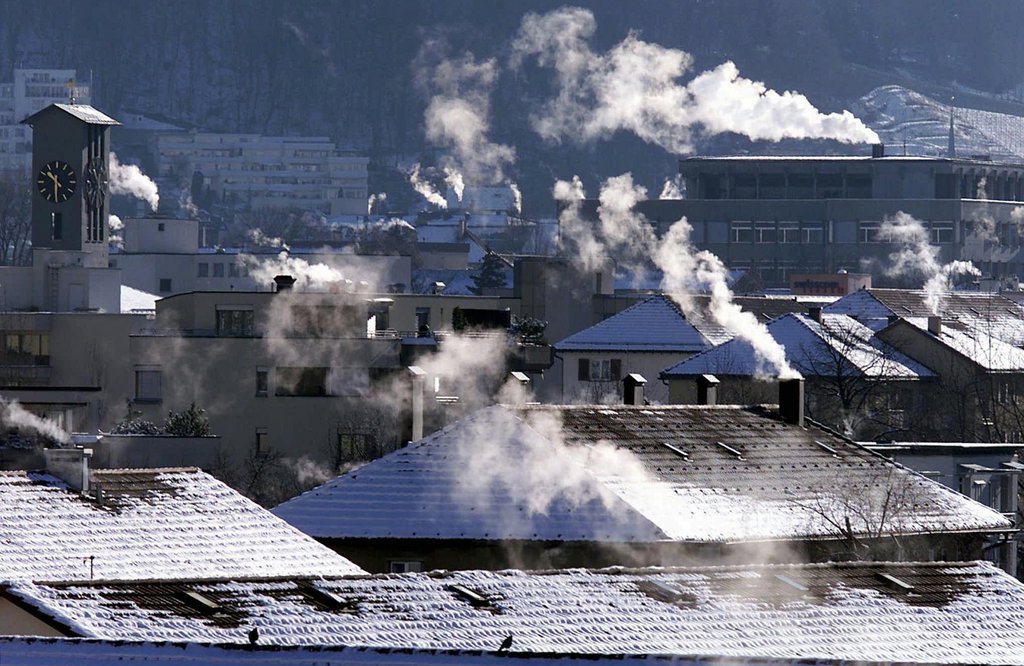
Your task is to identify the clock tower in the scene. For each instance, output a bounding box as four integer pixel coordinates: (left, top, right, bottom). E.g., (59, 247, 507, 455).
(21, 103, 119, 268)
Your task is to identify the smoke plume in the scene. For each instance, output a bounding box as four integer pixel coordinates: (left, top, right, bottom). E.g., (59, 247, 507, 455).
(246, 228, 290, 251)
(510, 182, 523, 214)
(409, 163, 447, 209)
(509, 7, 878, 153)
(0, 397, 70, 444)
(877, 212, 980, 313)
(242, 251, 348, 291)
(417, 46, 516, 186)
(659, 175, 684, 199)
(558, 172, 797, 378)
(109, 152, 159, 211)
(367, 192, 388, 215)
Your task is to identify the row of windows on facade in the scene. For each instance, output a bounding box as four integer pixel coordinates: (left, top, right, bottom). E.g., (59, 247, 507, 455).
(134, 366, 367, 401)
(718, 221, 955, 245)
(197, 262, 248, 279)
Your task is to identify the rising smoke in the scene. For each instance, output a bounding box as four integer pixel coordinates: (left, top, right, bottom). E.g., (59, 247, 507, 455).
(409, 163, 447, 209)
(0, 397, 70, 444)
(509, 7, 878, 153)
(876, 212, 980, 314)
(109, 152, 159, 211)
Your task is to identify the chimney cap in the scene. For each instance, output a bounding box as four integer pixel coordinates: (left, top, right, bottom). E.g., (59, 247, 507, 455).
(407, 365, 427, 377)
(624, 373, 647, 386)
(510, 371, 530, 384)
(273, 274, 296, 291)
(697, 374, 721, 387)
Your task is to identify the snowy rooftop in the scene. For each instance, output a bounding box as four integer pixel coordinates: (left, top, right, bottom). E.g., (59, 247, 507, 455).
(555, 296, 713, 353)
(273, 405, 1007, 543)
(826, 288, 1024, 346)
(900, 316, 1024, 371)
(0, 467, 364, 582)
(22, 103, 120, 126)
(6, 561, 1024, 664)
(662, 313, 934, 380)
(120, 284, 159, 313)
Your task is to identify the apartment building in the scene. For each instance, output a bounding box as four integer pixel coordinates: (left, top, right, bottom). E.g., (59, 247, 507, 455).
(0, 69, 90, 174)
(155, 131, 368, 215)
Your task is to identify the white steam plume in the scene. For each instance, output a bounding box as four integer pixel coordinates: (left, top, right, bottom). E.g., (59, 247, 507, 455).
(417, 47, 515, 185)
(659, 175, 683, 199)
(558, 172, 798, 378)
(242, 251, 352, 291)
(246, 228, 290, 251)
(409, 163, 447, 209)
(108, 214, 123, 231)
(0, 397, 70, 443)
(367, 192, 388, 214)
(510, 7, 878, 152)
(510, 182, 523, 214)
(877, 212, 980, 314)
(109, 152, 159, 211)
(444, 165, 465, 204)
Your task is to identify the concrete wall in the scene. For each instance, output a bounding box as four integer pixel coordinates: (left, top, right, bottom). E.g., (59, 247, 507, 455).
(91, 434, 222, 470)
(0, 597, 69, 637)
(558, 351, 688, 404)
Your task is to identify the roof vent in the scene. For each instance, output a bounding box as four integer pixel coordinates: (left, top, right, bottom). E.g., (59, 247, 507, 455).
(637, 580, 696, 606)
(875, 572, 915, 593)
(176, 590, 222, 615)
(715, 441, 744, 460)
(298, 582, 358, 613)
(872, 143, 885, 158)
(814, 440, 839, 457)
(927, 316, 942, 336)
(447, 583, 494, 609)
(773, 574, 809, 593)
(274, 274, 296, 292)
(660, 441, 689, 460)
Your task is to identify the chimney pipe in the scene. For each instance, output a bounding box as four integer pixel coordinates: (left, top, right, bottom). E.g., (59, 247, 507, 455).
(408, 366, 426, 442)
(778, 377, 805, 427)
(928, 316, 942, 336)
(43, 447, 92, 492)
(807, 306, 822, 323)
(510, 371, 530, 387)
(696, 374, 720, 406)
(623, 373, 647, 406)
(274, 274, 296, 292)
(871, 143, 885, 158)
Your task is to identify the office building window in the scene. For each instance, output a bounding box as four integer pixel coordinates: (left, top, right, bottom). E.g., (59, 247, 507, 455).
(731, 223, 753, 243)
(275, 367, 329, 396)
(216, 308, 255, 336)
(158, 278, 172, 293)
(779, 222, 800, 244)
(754, 223, 776, 243)
(802, 223, 825, 244)
(931, 223, 955, 244)
(197, 262, 209, 278)
(859, 222, 881, 243)
(213, 263, 225, 278)
(256, 367, 268, 397)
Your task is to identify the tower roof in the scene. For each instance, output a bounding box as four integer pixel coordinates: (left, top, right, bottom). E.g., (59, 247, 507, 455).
(21, 103, 120, 126)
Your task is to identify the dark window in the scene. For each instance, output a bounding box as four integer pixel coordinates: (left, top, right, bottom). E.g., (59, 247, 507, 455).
(197, 262, 209, 278)
(157, 222, 165, 231)
(135, 369, 162, 402)
(256, 368, 268, 396)
(275, 367, 329, 396)
(51, 212, 62, 241)
(213, 263, 224, 278)
(255, 428, 268, 452)
(158, 278, 172, 293)
(216, 309, 255, 336)
(578, 358, 621, 382)
(1, 332, 50, 365)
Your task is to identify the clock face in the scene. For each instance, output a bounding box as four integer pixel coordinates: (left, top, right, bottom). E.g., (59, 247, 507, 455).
(36, 160, 77, 203)
(84, 159, 107, 210)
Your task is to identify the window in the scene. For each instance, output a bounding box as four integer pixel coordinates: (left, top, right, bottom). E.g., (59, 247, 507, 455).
(731, 223, 753, 243)
(134, 368, 162, 402)
(577, 358, 622, 382)
(229, 263, 239, 278)
(255, 368, 268, 396)
(802, 223, 824, 244)
(275, 367, 329, 396)
(158, 278, 172, 293)
(1, 332, 50, 365)
(255, 427, 268, 452)
(859, 222, 880, 243)
(213, 263, 224, 278)
(754, 223, 776, 243)
(216, 308, 255, 336)
(389, 561, 422, 574)
(931, 223, 955, 244)
(51, 212, 62, 241)
(778, 222, 800, 244)
(157, 222, 165, 231)
(197, 262, 209, 278)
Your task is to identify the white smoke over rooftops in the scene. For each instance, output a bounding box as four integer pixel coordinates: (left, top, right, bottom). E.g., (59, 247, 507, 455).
(0, 397, 70, 444)
(109, 152, 159, 212)
(509, 6, 878, 152)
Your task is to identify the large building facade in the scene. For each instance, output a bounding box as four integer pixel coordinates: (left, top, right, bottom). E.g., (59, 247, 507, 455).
(625, 149, 1024, 287)
(0, 69, 91, 174)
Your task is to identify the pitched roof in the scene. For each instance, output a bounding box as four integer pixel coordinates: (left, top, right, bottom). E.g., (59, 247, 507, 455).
(662, 313, 935, 379)
(0, 467, 364, 582)
(6, 561, 1024, 664)
(273, 404, 1008, 543)
(555, 295, 713, 352)
(21, 103, 120, 126)
(895, 317, 1024, 371)
(827, 288, 1024, 345)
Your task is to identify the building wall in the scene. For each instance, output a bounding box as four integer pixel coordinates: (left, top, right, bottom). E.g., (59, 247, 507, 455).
(558, 350, 687, 404)
(0, 597, 69, 637)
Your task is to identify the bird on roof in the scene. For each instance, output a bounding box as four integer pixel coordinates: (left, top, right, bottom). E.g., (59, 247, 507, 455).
(248, 626, 259, 645)
(499, 633, 513, 651)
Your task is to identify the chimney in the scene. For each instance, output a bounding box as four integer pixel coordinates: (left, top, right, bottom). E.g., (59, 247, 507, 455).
(408, 366, 426, 442)
(778, 377, 805, 427)
(274, 274, 296, 292)
(871, 143, 885, 158)
(623, 373, 647, 406)
(928, 316, 942, 336)
(696, 374, 720, 406)
(432, 281, 446, 295)
(43, 447, 92, 492)
(807, 306, 822, 323)
(509, 371, 530, 387)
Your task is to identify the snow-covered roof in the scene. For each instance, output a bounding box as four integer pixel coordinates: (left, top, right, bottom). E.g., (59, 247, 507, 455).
(120, 285, 159, 313)
(662, 313, 934, 379)
(0, 468, 364, 582)
(22, 103, 120, 126)
(6, 561, 1024, 664)
(273, 404, 1008, 543)
(827, 288, 1024, 346)
(555, 296, 712, 353)
(902, 316, 1024, 371)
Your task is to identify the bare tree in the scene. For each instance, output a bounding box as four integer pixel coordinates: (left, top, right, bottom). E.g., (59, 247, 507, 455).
(0, 176, 31, 265)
